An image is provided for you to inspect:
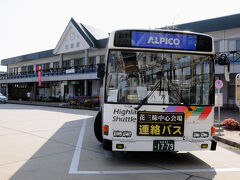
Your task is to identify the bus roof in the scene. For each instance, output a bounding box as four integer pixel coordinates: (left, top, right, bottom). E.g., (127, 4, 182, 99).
(107, 29, 214, 54)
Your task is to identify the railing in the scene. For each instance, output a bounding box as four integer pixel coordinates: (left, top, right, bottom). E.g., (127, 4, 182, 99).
(0, 64, 98, 80)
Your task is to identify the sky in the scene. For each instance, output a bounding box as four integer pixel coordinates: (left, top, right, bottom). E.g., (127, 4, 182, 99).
(0, 0, 240, 69)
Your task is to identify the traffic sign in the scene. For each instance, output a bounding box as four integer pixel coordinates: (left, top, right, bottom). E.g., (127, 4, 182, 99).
(215, 80, 223, 89)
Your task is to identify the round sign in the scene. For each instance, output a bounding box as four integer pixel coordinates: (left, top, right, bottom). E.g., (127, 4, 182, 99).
(215, 80, 223, 89)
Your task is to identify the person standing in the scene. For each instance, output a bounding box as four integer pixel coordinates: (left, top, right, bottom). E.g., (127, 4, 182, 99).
(27, 91, 31, 102)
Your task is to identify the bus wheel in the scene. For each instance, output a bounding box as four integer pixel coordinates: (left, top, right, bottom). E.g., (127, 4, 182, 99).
(94, 110, 103, 143)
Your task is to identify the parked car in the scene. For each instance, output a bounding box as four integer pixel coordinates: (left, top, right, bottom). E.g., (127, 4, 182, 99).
(0, 93, 7, 104)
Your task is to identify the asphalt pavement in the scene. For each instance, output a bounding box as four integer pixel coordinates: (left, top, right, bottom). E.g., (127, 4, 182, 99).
(7, 100, 240, 149)
(0, 103, 240, 180)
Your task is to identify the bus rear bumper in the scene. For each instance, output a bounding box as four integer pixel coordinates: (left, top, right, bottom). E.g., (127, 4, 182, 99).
(104, 139, 217, 152)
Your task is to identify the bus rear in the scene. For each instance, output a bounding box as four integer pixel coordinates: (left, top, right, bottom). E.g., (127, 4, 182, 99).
(95, 29, 217, 152)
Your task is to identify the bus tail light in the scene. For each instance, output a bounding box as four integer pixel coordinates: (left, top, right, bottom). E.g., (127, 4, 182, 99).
(103, 125, 109, 136)
(211, 126, 216, 136)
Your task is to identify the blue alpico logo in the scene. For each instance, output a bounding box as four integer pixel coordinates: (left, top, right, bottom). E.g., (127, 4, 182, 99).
(132, 32, 196, 50)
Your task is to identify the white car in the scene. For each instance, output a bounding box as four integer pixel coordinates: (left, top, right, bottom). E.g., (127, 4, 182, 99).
(0, 93, 7, 104)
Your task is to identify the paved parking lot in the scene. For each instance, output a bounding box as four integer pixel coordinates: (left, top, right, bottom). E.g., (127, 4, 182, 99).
(0, 104, 240, 180)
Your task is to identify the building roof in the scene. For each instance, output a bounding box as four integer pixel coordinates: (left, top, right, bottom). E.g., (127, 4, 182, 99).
(56, 18, 108, 50)
(1, 49, 55, 66)
(164, 13, 240, 33)
(79, 23, 108, 48)
(2, 18, 109, 65)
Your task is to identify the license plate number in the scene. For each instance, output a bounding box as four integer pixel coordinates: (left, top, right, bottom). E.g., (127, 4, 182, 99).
(153, 140, 174, 151)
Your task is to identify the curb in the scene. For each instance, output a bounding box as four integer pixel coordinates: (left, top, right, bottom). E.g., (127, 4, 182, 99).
(213, 136, 240, 149)
(6, 101, 99, 111)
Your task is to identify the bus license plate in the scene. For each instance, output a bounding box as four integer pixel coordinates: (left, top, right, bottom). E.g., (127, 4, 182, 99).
(153, 140, 174, 151)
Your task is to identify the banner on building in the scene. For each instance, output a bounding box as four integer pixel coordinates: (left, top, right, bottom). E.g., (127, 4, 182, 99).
(38, 66, 42, 86)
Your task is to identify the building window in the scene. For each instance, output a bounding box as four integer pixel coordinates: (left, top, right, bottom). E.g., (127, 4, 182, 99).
(42, 63, 50, 72)
(100, 56, 105, 63)
(28, 65, 34, 73)
(89, 57, 96, 65)
(71, 43, 74, 48)
(228, 40, 236, 51)
(214, 41, 220, 52)
(76, 42, 80, 47)
(63, 60, 71, 69)
(9, 68, 14, 75)
(14, 67, 18, 74)
(74, 58, 84, 67)
(21, 66, 27, 74)
(229, 78, 235, 99)
(65, 44, 69, 50)
(143, 56, 147, 66)
(236, 40, 240, 51)
(53, 62, 59, 71)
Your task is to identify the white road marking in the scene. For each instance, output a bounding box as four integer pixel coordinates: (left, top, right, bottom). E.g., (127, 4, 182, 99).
(69, 118, 240, 175)
(70, 168, 240, 175)
(69, 118, 87, 174)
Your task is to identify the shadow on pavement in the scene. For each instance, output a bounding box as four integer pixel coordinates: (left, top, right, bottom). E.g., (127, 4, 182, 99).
(7, 113, 216, 180)
(8, 118, 92, 180)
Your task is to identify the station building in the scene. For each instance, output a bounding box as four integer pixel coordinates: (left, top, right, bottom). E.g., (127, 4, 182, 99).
(0, 18, 108, 101)
(167, 13, 240, 108)
(1, 14, 240, 107)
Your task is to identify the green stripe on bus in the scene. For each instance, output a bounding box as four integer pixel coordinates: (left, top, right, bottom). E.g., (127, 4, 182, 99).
(191, 107, 205, 116)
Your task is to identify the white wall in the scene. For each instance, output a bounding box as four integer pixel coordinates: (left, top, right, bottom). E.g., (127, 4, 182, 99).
(91, 80, 100, 96)
(207, 27, 240, 52)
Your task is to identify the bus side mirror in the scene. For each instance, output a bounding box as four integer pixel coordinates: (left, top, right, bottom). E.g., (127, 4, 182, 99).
(215, 53, 230, 82)
(97, 63, 105, 79)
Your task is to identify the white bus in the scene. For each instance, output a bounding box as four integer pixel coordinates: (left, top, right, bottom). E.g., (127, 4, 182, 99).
(94, 29, 217, 152)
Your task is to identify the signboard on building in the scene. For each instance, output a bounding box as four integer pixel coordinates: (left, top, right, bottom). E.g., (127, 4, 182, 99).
(66, 68, 75, 74)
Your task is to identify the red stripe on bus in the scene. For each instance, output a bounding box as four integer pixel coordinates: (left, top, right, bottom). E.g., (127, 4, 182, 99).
(197, 106, 212, 120)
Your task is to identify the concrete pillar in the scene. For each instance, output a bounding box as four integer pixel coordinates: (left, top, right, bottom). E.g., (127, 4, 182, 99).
(33, 65, 36, 72)
(84, 49, 88, 96)
(96, 56, 100, 64)
(50, 62, 53, 69)
(69, 84, 74, 97)
(84, 80, 88, 96)
(60, 54, 63, 71)
(6, 84, 9, 98)
(92, 80, 100, 96)
(0, 83, 2, 94)
(61, 82, 65, 101)
(33, 83, 37, 100)
(70, 60, 74, 68)
(84, 49, 88, 66)
(18, 67, 21, 74)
